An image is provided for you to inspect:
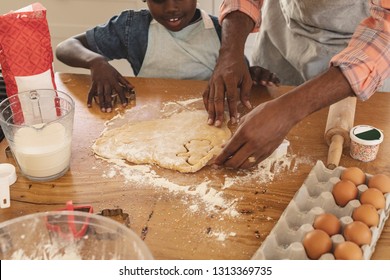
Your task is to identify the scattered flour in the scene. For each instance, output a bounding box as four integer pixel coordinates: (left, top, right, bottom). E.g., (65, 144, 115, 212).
(95, 153, 310, 221)
(10, 242, 82, 260)
(162, 98, 203, 111)
(189, 204, 199, 212)
(210, 231, 237, 242)
(103, 168, 117, 179)
(92, 105, 314, 225)
(100, 158, 240, 217)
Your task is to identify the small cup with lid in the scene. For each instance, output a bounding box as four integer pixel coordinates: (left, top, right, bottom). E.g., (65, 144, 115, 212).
(349, 125, 384, 162)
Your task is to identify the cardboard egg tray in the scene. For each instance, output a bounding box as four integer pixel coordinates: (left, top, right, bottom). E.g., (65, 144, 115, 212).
(251, 160, 390, 260)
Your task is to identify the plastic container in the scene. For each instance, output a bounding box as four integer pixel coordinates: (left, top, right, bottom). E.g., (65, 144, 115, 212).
(350, 125, 384, 162)
(0, 211, 153, 260)
(0, 89, 75, 181)
(0, 163, 17, 208)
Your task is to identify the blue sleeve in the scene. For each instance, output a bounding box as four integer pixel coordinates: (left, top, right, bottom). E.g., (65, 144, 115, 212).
(85, 10, 152, 75)
(85, 10, 129, 60)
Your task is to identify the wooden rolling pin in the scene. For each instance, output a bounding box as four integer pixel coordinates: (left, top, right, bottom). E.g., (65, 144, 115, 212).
(324, 96, 357, 169)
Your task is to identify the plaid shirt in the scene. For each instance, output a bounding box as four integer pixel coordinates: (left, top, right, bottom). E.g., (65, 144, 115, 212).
(220, 0, 390, 100)
(219, 0, 262, 31)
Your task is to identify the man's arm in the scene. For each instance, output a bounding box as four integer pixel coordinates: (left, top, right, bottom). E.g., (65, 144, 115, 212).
(213, 0, 390, 169)
(213, 66, 354, 169)
(203, 11, 254, 127)
(203, 0, 262, 127)
(218, 0, 262, 30)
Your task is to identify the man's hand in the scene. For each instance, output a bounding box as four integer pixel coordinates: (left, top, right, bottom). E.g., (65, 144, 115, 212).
(203, 11, 255, 127)
(213, 97, 293, 169)
(213, 67, 354, 169)
(203, 53, 252, 127)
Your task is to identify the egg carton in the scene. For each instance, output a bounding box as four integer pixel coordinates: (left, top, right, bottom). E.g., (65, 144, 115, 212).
(251, 160, 390, 260)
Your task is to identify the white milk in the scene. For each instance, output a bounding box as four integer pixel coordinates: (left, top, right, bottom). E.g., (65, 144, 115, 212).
(13, 122, 71, 178)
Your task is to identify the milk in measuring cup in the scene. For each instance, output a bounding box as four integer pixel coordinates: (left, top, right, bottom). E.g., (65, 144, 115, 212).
(13, 122, 71, 178)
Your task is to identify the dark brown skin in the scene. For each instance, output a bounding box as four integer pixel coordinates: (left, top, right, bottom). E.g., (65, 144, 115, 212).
(250, 66, 280, 87)
(55, 0, 200, 113)
(203, 11, 255, 127)
(205, 11, 354, 169)
(56, 3, 279, 113)
(56, 35, 133, 113)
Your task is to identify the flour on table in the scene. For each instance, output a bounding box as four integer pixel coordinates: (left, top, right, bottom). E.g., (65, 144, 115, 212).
(92, 104, 314, 219)
(92, 110, 231, 173)
(97, 153, 311, 219)
(101, 158, 240, 217)
(209, 231, 237, 242)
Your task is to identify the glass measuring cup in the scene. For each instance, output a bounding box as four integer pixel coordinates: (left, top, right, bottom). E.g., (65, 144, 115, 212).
(0, 89, 75, 181)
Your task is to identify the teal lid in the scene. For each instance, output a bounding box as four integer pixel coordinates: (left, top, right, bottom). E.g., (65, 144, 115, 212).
(350, 125, 384, 146)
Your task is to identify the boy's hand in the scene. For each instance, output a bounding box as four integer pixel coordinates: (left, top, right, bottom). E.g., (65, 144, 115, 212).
(87, 59, 134, 112)
(249, 66, 280, 87)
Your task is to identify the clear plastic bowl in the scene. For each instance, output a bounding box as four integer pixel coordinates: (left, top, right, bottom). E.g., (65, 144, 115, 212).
(0, 211, 153, 260)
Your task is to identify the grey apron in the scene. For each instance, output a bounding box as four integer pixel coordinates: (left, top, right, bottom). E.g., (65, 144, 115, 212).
(252, 0, 370, 85)
(138, 10, 220, 80)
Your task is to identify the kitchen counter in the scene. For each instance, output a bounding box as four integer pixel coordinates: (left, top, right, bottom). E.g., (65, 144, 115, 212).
(0, 73, 389, 260)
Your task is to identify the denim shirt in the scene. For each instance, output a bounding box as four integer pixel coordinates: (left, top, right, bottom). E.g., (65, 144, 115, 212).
(86, 9, 221, 76)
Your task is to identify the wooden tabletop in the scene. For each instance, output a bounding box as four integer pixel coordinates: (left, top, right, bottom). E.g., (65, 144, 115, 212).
(0, 73, 389, 260)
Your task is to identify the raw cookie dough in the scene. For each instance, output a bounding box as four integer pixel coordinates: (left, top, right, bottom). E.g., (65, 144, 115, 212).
(92, 110, 231, 173)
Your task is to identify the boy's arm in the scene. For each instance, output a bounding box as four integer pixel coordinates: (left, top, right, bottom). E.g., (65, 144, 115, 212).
(56, 34, 133, 113)
(55, 33, 107, 70)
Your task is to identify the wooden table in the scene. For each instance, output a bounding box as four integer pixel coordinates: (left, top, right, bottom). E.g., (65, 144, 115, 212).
(0, 73, 389, 260)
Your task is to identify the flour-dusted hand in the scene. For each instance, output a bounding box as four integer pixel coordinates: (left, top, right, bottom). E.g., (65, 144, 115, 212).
(213, 97, 292, 169)
(56, 33, 133, 113)
(87, 58, 133, 112)
(203, 51, 252, 127)
(213, 67, 354, 169)
(203, 11, 255, 127)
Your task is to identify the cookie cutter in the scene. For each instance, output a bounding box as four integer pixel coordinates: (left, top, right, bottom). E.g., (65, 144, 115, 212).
(45, 200, 94, 239)
(98, 208, 130, 228)
(0, 163, 17, 208)
(93, 88, 136, 107)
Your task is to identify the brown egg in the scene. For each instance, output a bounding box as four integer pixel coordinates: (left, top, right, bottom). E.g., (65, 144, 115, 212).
(341, 167, 366, 186)
(334, 241, 363, 260)
(303, 229, 332, 259)
(352, 204, 379, 227)
(313, 213, 341, 236)
(360, 188, 386, 210)
(343, 221, 372, 246)
(368, 174, 390, 193)
(332, 179, 358, 207)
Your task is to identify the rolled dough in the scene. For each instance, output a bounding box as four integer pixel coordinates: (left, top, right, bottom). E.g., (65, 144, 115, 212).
(92, 110, 231, 173)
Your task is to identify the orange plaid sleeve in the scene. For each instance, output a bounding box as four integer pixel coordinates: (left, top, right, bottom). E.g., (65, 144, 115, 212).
(331, 1, 390, 100)
(382, 0, 390, 8)
(219, 0, 263, 31)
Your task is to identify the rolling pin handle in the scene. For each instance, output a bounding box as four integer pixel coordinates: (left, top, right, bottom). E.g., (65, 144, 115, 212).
(326, 134, 345, 170)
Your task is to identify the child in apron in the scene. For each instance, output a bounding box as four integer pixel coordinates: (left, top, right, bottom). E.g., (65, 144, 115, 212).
(56, 0, 279, 113)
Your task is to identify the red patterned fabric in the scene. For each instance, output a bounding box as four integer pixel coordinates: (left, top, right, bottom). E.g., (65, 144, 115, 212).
(0, 2, 56, 97)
